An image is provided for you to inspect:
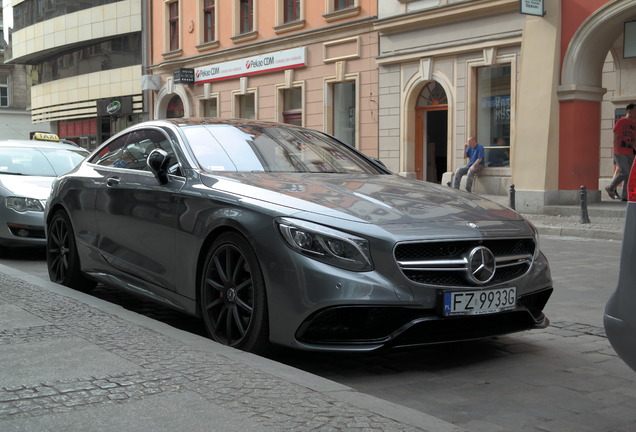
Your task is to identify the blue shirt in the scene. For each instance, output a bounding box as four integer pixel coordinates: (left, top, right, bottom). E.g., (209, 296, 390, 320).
(466, 143, 484, 167)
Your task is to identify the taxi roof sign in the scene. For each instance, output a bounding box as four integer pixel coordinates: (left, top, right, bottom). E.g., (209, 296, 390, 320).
(32, 132, 60, 142)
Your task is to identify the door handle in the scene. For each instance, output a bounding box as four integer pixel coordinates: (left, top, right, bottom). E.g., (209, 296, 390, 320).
(106, 177, 120, 187)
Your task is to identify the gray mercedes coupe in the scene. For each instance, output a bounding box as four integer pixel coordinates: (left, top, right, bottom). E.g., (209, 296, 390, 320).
(45, 118, 553, 354)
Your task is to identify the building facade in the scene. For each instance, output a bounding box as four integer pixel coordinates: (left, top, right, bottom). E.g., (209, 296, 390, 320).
(5, 0, 145, 149)
(147, 0, 378, 156)
(376, 0, 636, 211)
(0, 3, 33, 139)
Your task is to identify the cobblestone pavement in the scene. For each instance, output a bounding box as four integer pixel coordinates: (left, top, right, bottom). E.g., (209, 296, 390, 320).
(0, 271, 462, 432)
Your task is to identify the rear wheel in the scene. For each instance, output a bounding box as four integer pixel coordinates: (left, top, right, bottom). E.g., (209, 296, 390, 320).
(46, 210, 96, 291)
(200, 232, 269, 353)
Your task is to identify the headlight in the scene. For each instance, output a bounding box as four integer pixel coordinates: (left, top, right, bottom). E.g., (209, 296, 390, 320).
(276, 217, 373, 272)
(5, 197, 46, 212)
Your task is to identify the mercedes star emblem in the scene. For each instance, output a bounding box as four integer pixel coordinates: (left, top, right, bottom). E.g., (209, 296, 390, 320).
(467, 246, 496, 284)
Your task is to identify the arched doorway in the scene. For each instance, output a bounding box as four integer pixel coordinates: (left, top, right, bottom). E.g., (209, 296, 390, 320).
(166, 95, 184, 118)
(415, 82, 448, 182)
(155, 84, 192, 119)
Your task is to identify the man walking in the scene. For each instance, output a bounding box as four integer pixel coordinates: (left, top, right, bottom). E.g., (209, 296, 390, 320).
(606, 103, 636, 201)
(453, 136, 484, 193)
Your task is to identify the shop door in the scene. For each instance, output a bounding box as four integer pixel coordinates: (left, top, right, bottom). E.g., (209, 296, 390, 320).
(414, 82, 448, 183)
(416, 107, 448, 183)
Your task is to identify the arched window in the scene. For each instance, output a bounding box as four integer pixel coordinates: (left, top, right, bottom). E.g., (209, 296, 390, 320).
(416, 82, 447, 107)
(167, 95, 184, 118)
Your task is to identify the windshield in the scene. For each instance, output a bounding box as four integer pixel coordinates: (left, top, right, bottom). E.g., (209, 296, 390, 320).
(183, 124, 384, 174)
(0, 147, 87, 176)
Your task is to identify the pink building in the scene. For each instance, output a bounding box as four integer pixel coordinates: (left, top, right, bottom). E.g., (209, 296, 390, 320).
(147, 0, 379, 156)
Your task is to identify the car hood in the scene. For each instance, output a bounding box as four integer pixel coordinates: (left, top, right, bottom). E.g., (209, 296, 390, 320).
(0, 175, 54, 200)
(203, 172, 523, 226)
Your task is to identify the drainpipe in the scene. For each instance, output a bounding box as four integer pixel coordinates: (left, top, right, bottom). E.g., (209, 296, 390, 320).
(141, 0, 152, 121)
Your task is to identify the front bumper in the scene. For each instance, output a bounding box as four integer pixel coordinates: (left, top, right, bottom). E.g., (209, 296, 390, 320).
(0, 206, 46, 247)
(294, 287, 552, 351)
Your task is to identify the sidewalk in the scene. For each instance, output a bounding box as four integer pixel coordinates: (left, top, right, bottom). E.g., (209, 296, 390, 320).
(481, 194, 626, 241)
(0, 263, 465, 432)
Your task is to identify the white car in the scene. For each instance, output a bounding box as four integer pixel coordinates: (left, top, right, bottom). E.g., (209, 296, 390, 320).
(0, 139, 88, 249)
(604, 160, 636, 371)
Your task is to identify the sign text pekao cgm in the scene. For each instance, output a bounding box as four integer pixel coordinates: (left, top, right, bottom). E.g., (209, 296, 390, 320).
(194, 47, 307, 84)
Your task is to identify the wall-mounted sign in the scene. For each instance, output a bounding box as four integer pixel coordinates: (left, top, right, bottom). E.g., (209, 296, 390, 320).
(194, 47, 306, 84)
(98, 97, 133, 117)
(520, 0, 544, 16)
(174, 68, 195, 84)
(106, 101, 121, 115)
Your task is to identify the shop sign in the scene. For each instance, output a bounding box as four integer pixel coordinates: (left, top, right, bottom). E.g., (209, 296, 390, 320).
(194, 47, 306, 84)
(482, 95, 511, 121)
(174, 68, 195, 84)
(106, 101, 122, 115)
(98, 97, 133, 117)
(520, 0, 544, 16)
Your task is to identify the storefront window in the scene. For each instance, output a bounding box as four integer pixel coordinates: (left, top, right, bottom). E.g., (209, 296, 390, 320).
(477, 65, 511, 167)
(282, 88, 301, 126)
(203, 98, 218, 117)
(238, 93, 255, 119)
(333, 82, 355, 147)
(0, 75, 8, 107)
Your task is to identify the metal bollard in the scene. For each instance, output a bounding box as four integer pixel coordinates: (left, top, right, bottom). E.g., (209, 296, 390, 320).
(580, 185, 591, 224)
(509, 184, 516, 210)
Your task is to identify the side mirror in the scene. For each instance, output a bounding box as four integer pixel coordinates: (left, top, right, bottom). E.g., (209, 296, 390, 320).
(147, 149, 170, 185)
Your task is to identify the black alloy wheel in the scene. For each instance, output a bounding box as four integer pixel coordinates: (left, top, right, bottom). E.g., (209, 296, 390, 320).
(46, 210, 96, 291)
(201, 232, 269, 353)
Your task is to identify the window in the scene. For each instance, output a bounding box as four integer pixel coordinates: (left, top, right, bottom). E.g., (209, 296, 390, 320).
(91, 129, 178, 172)
(0, 75, 8, 107)
(237, 93, 255, 119)
(203, 0, 215, 43)
(168, 1, 180, 51)
(167, 95, 185, 118)
(324, 0, 359, 22)
(13, 0, 122, 32)
(282, 88, 302, 126)
(476, 65, 511, 167)
(284, 0, 300, 23)
(334, 0, 354, 10)
(202, 98, 218, 117)
(332, 82, 356, 147)
(33, 34, 142, 85)
(239, 0, 253, 34)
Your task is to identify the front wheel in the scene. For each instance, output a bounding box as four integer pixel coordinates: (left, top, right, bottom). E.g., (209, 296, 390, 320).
(200, 232, 269, 354)
(46, 210, 96, 291)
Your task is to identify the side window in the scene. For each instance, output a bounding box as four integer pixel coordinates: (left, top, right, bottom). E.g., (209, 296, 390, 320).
(91, 135, 128, 167)
(91, 129, 180, 173)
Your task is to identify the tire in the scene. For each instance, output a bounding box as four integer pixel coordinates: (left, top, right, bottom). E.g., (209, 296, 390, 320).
(46, 210, 96, 291)
(200, 232, 269, 354)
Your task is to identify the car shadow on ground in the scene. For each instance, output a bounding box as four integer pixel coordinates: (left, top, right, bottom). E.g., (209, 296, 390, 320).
(0, 246, 46, 261)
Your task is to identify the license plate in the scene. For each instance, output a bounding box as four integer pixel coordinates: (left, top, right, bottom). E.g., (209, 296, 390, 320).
(443, 287, 516, 316)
